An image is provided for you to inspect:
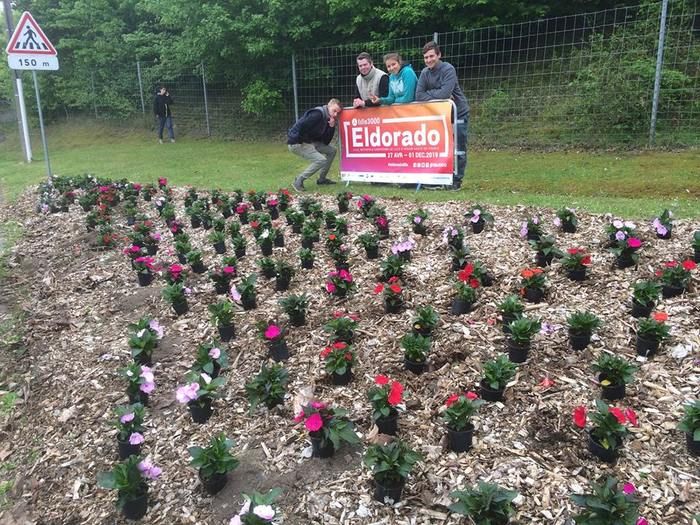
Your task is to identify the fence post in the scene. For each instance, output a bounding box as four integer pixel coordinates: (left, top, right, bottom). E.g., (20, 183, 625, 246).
(433, 32, 439, 44)
(90, 71, 98, 119)
(291, 53, 299, 121)
(136, 60, 146, 115)
(649, 0, 669, 147)
(201, 62, 211, 137)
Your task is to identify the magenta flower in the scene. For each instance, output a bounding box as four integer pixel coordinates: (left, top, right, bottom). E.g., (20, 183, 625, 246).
(264, 325, 281, 340)
(129, 432, 144, 445)
(628, 237, 642, 249)
(305, 412, 323, 431)
(636, 519, 648, 525)
(311, 401, 326, 409)
(622, 482, 636, 495)
(326, 282, 337, 294)
(223, 266, 235, 275)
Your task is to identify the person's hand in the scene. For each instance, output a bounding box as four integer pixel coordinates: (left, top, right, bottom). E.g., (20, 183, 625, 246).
(353, 98, 365, 108)
(328, 117, 336, 127)
(369, 94, 379, 104)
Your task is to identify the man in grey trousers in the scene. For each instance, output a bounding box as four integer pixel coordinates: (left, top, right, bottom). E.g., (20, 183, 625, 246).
(287, 98, 343, 192)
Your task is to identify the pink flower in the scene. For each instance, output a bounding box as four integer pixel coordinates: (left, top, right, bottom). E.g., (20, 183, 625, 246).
(148, 320, 164, 339)
(627, 237, 642, 248)
(305, 412, 323, 432)
(615, 230, 626, 241)
(252, 505, 275, 519)
(553, 217, 561, 227)
(209, 347, 221, 359)
(622, 482, 636, 495)
(466, 391, 479, 400)
(140, 381, 155, 394)
(413, 216, 422, 224)
(326, 282, 337, 294)
(264, 325, 281, 340)
(636, 518, 648, 525)
(311, 401, 326, 410)
(129, 432, 145, 445)
(137, 459, 162, 479)
(230, 286, 241, 302)
(573, 406, 587, 428)
(176, 382, 200, 404)
(223, 266, 236, 274)
(519, 224, 528, 238)
(293, 411, 305, 423)
(338, 269, 352, 282)
(120, 413, 135, 424)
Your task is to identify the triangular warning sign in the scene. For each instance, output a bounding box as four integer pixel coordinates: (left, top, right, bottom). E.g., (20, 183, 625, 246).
(6, 12, 57, 56)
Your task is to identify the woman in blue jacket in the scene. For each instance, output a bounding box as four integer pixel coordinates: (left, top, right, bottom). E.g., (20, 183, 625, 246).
(370, 52, 417, 105)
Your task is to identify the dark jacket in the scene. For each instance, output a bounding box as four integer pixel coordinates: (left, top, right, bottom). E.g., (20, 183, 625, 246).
(287, 105, 335, 145)
(153, 93, 174, 117)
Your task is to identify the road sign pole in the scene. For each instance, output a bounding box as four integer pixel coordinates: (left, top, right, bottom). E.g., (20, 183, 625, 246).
(32, 70, 52, 179)
(16, 78, 32, 161)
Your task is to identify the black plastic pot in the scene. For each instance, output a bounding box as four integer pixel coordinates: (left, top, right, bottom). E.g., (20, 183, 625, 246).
(588, 431, 618, 463)
(235, 247, 246, 258)
(310, 432, 334, 458)
(260, 244, 273, 256)
(191, 262, 206, 274)
(365, 246, 379, 259)
(331, 367, 352, 385)
(656, 229, 672, 239)
(374, 478, 405, 504)
(506, 339, 530, 363)
(398, 251, 411, 262)
(636, 335, 659, 357)
(268, 340, 289, 362)
(275, 277, 290, 291)
(562, 221, 577, 233)
(479, 380, 505, 402)
(567, 268, 587, 281)
(301, 258, 314, 269)
(524, 287, 544, 303)
(686, 433, 700, 456)
(288, 312, 305, 327)
(384, 299, 403, 314)
(190, 217, 202, 228)
(120, 488, 148, 520)
(188, 398, 213, 424)
(599, 374, 626, 401)
(199, 470, 228, 495)
(218, 323, 235, 342)
(301, 238, 314, 249)
(172, 300, 188, 316)
(501, 313, 517, 334)
(631, 300, 653, 318)
(526, 232, 540, 242)
(177, 253, 187, 265)
(662, 284, 684, 298)
(261, 267, 276, 279)
(447, 423, 474, 453)
(376, 410, 399, 435)
(268, 207, 279, 220)
(117, 437, 142, 460)
(213, 242, 226, 254)
(616, 255, 635, 269)
(137, 272, 153, 287)
(536, 252, 553, 267)
(569, 329, 591, 351)
(404, 357, 427, 375)
(694, 248, 700, 263)
(413, 224, 427, 235)
(214, 282, 230, 295)
(471, 219, 485, 234)
(450, 297, 473, 315)
(145, 244, 158, 256)
(127, 390, 149, 407)
(241, 295, 256, 310)
(133, 351, 152, 367)
(338, 202, 349, 213)
(274, 234, 284, 247)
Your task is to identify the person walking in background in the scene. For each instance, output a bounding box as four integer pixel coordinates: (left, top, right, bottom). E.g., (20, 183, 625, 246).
(153, 86, 175, 143)
(415, 41, 469, 190)
(287, 98, 343, 192)
(352, 52, 389, 108)
(370, 52, 417, 106)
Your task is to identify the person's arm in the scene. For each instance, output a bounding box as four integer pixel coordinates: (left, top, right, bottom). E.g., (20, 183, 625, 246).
(321, 121, 335, 144)
(166, 95, 174, 105)
(153, 96, 158, 115)
(418, 65, 457, 100)
(378, 87, 396, 105)
(392, 69, 417, 104)
(415, 71, 430, 101)
(293, 110, 325, 142)
(364, 75, 388, 107)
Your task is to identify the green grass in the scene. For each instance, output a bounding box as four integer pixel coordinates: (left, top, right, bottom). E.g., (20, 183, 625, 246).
(0, 120, 699, 217)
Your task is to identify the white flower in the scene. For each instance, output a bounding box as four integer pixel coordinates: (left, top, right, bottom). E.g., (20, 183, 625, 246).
(613, 219, 624, 229)
(624, 221, 636, 229)
(229, 517, 241, 525)
(200, 372, 212, 385)
(252, 505, 275, 520)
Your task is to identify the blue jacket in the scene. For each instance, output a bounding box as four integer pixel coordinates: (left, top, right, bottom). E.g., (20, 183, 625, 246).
(380, 64, 417, 105)
(287, 105, 335, 145)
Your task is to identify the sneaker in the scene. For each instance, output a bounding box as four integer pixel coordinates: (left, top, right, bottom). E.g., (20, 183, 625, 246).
(449, 182, 462, 191)
(317, 178, 336, 185)
(158, 139, 163, 144)
(292, 179, 305, 193)
(170, 139, 175, 143)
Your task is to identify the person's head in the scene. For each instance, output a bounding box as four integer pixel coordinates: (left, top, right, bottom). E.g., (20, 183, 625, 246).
(158, 86, 167, 95)
(422, 41, 441, 70)
(327, 98, 342, 118)
(383, 52, 402, 75)
(356, 52, 374, 76)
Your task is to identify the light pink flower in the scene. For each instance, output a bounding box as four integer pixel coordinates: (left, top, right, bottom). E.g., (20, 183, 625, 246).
(209, 347, 221, 359)
(311, 401, 326, 409)
(140, 381, 155, 394)
(230, 286, 241, 302)
(176, 382, 200, 404)
(252, 505, 275, 519)
(148, 320, 164, 339)
(120, 413, 135, 424)
(553, 217, 561, 227)
(613, 220, 624, 229)
(137, 459, 161, 479)
(229, 516, 242, 525)
(615, 230, 626, 241)
(129, 432, 144, 445)
(200, 372, 212, 385)
(413, 216, 422, 224)
(520, 224, 528, 238)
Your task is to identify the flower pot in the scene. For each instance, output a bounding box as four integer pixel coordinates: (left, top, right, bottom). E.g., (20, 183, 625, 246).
(337, 224, 348, 235)
(301, 238, 314, 249)
(562, 221, 577, 233)
(288, 312, 305, 327)
(526, 232, 540, 242)
(661, 284, 684, 298)
(261, 267, 276, 279)
(373, 478, 405, 504)
(656, 229, 672, 239)
(241, 296, 256, 310)
(274, 234, 284, 247)
(413, 224, 427, 235)
(694, 248, 700, 263)
(191, 262, 206, 274)
(127, 390, 149, 406)
(292, 224, 302, 234)
(506, 339, 530, 363)
(268, 340, 289, 362)
(471, 219, 484, 234)
(145, 244, 158, 256)
(269, 207, 279, 220)
(121, 488, 148, 520)
(338, 201, 349, 213)
(631, 300, 653, 318)
(569, 329, 591, 351)
(177, 253, 187, 265)
(384, 299, 403, 314)
(301, 259, 314, 269)
(214, 282, 230, 295)
(199, 469, 228, 495)
(172, 300, 188, 316)
(375, 410, 399, 435)
(535, 252, 553, 267)
(333, 331, 354, 344)
(260, 244, 273, 257)
(404, 357, 426, 375)
(332, 288, 348, 299)
(117, 437, 142, 460)
(275, 276, 290, 291)
(335, 262, 350, 272)
(188, 398, 213, 423)
(450, 297, 473, 315)
(686, 433, 700, 456)
(239, 214, 248, 225)
(365, 246, 379, 259)
(447, 423, 474, 453)
(501, 313, 517, 334)
(126, 216, 135, 226)
(479, 380, 504, 402)
(222, 208, 232, 219)
(235, 247, 246, 258)
(190, 217, 202, 228)
(599, 374, 626, 401)
(137, 272, 153, 287)
(588, 431, 618, 463)
(480, 273, 494, 287)
(253, 202, 263, 211)
(636, 335, 659, 357)
(213, 242, 226, 254)
(377, 228, 390, 240)
(331, 367, 352, 385)
(616, 255, 635, 269)
(451, 259, 464, 272)
(567, 268, 587, 281)
(398, 250, 411, 262)
(524, 287, 544, 304)
(310, 432, 334, 458)
(143, 193, 152, 202)
(218, 323, 235, 342)
(325, 219, 337, 230)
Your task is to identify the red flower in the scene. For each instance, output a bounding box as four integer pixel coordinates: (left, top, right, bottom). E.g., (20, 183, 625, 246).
(320, 347, 332, 359)
(573, 406, 587, 428)
(328, 234, 336, 241)
(682, 260, 697, 271)
(466, 391, 479, 400)
(332, 310, 343, 318)
(469, 278, 480, 289)
(389, 284, 402, 294)
(624, 408, 638, 426)
(388, 276, 400, 284)
(521, 269, 534, 279)
(653, 311, 668, 323)
(664, 260, 678, 268)
(375, 375, 389, 386)
(374, 283, 384, 294)
(609, 407, 627, 424)
(332, 341, 347, 350)
(581, 255, 592, 266)
(457, 264, 474, 282)
(567, 248, 579, 255)
(344, 352, 353, 361)
(387, 381, 403, 405)
(445, 394, 460, 407)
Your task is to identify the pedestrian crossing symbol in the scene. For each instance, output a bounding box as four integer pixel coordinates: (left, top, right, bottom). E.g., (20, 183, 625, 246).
(6, 11, 59, 71)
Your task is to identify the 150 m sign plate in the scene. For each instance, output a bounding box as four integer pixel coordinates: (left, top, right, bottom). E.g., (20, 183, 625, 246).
(8, 55, 59, 70)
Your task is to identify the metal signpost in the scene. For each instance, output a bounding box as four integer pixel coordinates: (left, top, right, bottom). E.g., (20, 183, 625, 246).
(5, 11, 59, 179)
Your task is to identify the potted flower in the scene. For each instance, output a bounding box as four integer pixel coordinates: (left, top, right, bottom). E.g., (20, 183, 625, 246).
(176, 370, 225, 423)
(573, 400, 637, 463)
(186, 249, 206, 274)
(451, 263, 480, 314)
(287, 210, 305, 233)
(113, 403, 146, 459)
(442, 225, 465, 250)
(209, 266, 236, 295)
(279, 293, 309, 327)
(555, 207, 578, 233)
(442, 391, 483, 452)
(506, 316, 541, 363)
(208, 300, 235, 341)
(529, 235, 563, 267)
(132, 256, 157, 287)
(120, 363, 156, 406)
(299, 247, 315, 269)
(165, 263, 187, 284)
(245, 364, 288, 412)
(232, 274, 257, 310)
(465, 204, 494, 234)
(256, 229, 274, 256)
(323, 210, 338, 230)
(277, 188, 292, 211)
(401, 333, 431, 374)
(636, 311, 670, 357)
(357, 232, 380, 259)
(266, 196, 279, 219)
(374, 277, 404, 314)
(247, 190, 265, 210)
(520, 215, 543, 241)
(566, 311, 601, 350)
(390, 237, 415, 262)
(375, 214, 390, 238)
(235, 202, 250, 224)
(323, 311, 359, 343)
(320, 341, 356, 385)
(300, 222, 319, 248)
(97, 456, 161, 520)
(656, 259, 696, 298)
(329, 244, 350, 271)
(325, 269, 355, 298)
(608, 234, 643, 269)
(255, 257, 275, 280)
(480, 355, 518, 402)
(561, 247, 592, 281)
(470, 259, 494, 287)
(379, 254, 406, 282)
(174, 237, 192, 264)
(193, 342, 228, 378)
(188, 433, 239, 495)
(128, 321, 161, 365)
(592, 353, 637, 401)
(208, 229, 227, 254)
(163, 282, 189, 316)
(232, 235, 247, 258)
(368, 375, 404, 435)
(519, 267, 546, 303)
(336, 191, 352, 213)
(498, 295, 524, 333)
(411, 305, 439, 337)
(274, 259, 295, 291)
(571, 476, 644, 524)
(356, 193, 375, 216)
(294, 401, 359, 458)
(363, 440, 421, 504)
(408, 208, 429, 235)
(334, 216, 349, 235)
(450, 483, 518, 524)
(677, 400, 700, 456)
(652, 208, 673, 239)
(630, 280, 661, 318)
(273, 227, 284, 248)
(141, 183, 156, 201)
(258, 321, 288, 361)
(229, 488, 282, 525)
(692, 230, 700, 263)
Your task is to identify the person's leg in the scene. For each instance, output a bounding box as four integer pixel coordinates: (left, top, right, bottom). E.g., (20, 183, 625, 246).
(166, 116, 175, 141)
(288, 143, 327, 190)
(455, 116, 468, 186)
(314, 142, 337, 183)
(157, 116, 166, 141)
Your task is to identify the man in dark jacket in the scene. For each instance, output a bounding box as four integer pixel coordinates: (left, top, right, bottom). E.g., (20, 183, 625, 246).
(287, 98, 342, 191)
(153, 86, 175, 143)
